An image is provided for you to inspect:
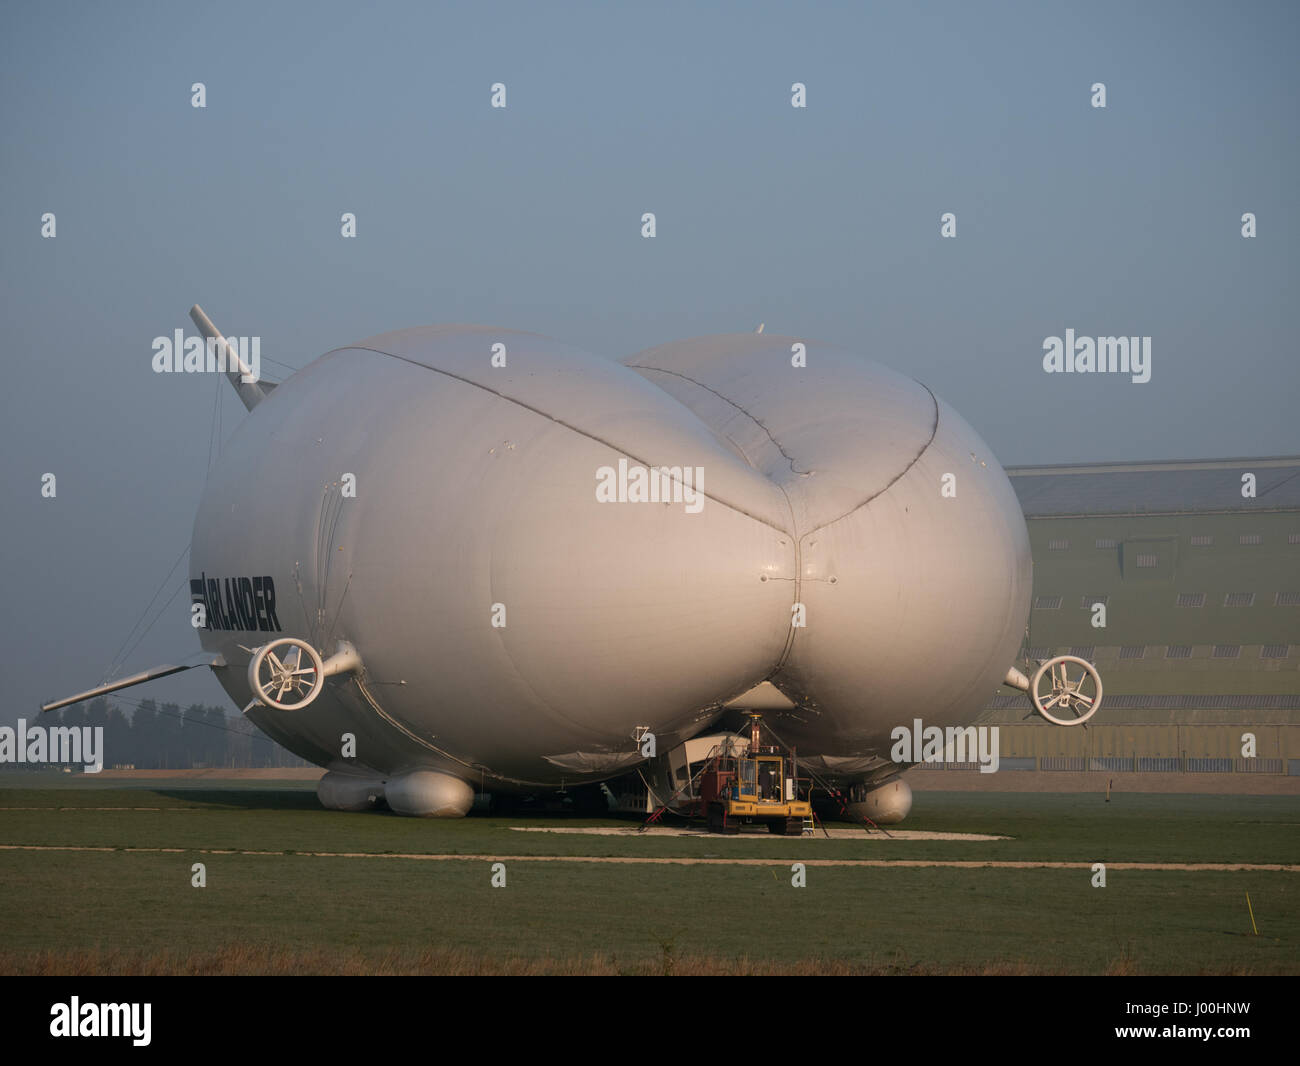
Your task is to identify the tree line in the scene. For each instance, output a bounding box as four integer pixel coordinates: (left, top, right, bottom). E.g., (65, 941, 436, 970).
(18, 697, 310, 770)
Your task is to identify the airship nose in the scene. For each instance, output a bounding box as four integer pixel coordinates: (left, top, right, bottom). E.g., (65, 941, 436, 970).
(625, 334, 1032, 753)
(775, 391, 1031, 744)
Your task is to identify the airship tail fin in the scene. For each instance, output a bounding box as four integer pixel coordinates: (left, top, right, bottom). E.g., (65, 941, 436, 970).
(188, 304, 269, 411)
(40, 652, 225, 713)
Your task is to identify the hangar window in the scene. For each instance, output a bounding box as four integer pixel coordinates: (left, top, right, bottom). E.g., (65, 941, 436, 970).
(1094, 538, 1118, 549)
(1070, 645, 1095, 658)
(1276, 592, 1300, 606)
(1080, 594, 1109, 608)
(1176, 592, 1205, 608)
(1212, 645, 1240, 658)
(1048, 539, 1070, 551)
(1261, 645, 1290, 659)
(1119, 645, 1146, 659)
(1289, 533, 1300, 545)
(1239, 534, 1261, 545)
(1165, 645, 1192, 658)
(1134, 553, 1158, 568)
(1034, 596, 1062, 609)
(1223, 592, 1255, 607)
(1190, 535, 1214, 546)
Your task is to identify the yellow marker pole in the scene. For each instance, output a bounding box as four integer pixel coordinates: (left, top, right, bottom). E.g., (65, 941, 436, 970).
(1246, 893, 1258, 936)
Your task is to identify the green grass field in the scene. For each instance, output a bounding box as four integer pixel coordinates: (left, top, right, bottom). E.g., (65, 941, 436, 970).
(1, 783, 1296, 974)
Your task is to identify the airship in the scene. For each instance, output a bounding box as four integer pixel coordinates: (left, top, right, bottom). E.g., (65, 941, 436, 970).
(43, 306, 1102, 821)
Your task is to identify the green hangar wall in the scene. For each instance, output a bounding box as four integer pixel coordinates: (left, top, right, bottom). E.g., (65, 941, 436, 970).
(979, 456, 1300, 766)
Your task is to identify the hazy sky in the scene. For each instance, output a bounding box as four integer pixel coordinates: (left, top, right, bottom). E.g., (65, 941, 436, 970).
(2, 0, 1297, 722)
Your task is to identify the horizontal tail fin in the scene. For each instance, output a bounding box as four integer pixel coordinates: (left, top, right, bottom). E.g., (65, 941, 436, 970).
(41, 652, 225, 713)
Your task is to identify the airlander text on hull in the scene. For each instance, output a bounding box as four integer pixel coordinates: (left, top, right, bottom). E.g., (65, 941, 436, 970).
(1042, 329, 1151, 383)
(189, 573, 283, 633)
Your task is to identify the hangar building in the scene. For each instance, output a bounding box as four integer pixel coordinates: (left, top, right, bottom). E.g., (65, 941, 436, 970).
(979, 456, 1300, 772)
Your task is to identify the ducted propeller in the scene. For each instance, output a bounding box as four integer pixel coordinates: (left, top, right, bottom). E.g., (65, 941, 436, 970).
(244, 639, 362, 712)
(1028, 655, 1103, 726)
(1004, 654, 1104, 726)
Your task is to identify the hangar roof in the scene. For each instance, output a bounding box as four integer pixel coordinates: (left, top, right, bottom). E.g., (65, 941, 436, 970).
(1006, 457, 1300, 517)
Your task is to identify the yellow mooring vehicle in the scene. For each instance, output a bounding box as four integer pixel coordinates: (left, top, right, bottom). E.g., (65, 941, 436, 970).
(698, 715, 813, 835)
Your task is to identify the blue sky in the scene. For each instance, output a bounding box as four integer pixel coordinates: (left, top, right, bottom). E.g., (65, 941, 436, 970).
(2, 0, 1296, 719)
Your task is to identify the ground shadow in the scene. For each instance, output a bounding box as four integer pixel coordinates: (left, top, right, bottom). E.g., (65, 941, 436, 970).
(152, 789, 324, 811)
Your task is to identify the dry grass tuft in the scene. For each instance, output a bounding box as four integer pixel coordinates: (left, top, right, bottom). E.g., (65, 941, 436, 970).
(0, 945, 1175, 976)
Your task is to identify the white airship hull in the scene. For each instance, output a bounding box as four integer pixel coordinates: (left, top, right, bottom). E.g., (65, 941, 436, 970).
(184, 326, 1029, 811)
